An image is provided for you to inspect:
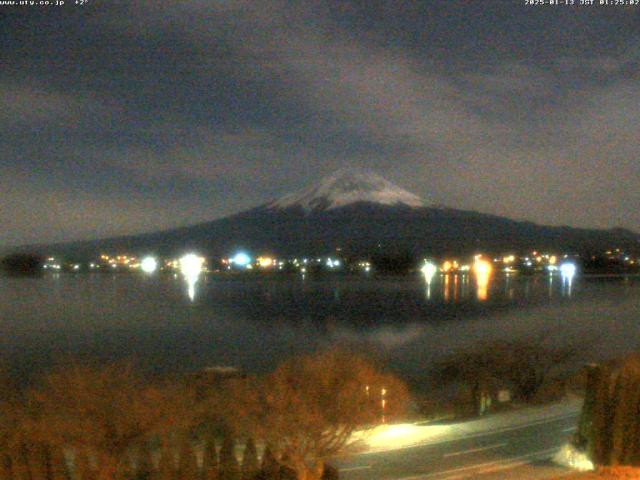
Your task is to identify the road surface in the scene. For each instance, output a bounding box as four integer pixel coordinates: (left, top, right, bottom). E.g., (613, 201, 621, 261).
(337, 403, 581, 480)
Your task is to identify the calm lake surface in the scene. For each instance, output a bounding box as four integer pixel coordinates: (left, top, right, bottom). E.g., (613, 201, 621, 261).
(1, 272, 639, 386)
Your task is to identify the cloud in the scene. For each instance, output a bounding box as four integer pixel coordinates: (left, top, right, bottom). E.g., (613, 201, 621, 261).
(1, 1, 639, 245)
(102, 127, 299, 181)
(0, 84, 114, 126)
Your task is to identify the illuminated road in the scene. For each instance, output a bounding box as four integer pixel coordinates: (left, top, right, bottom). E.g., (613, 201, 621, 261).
(336, 404, 581, 480)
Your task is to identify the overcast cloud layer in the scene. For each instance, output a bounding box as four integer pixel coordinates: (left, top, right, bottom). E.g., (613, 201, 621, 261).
(1, 1, 639, 246)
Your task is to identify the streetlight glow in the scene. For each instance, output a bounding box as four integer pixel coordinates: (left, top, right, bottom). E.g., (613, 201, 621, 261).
(231, 252, 251, 267)
(179, 253, 205, 301)
(560, 262, 576, 278)
(421, 261, 438, 284)
(140, 256, 158, 274)
(257, 256, 273, 268)
(473, 257, 493, 301)
(179, 253, 204, 278)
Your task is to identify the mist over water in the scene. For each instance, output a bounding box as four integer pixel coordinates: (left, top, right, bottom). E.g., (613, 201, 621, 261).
(0, 272, 638, 386)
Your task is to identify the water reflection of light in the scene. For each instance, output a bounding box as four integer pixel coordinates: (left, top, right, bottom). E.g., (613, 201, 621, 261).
(180, 254, 205, 301)
(560, 262, 576, 278)
(421, 262, 438, 284)
(476, 273, 490, 301)
(186, 277, 198, 301)
(561, 262, 576, 297)
(453, 274, 459, 302)
(443, 274, 450, 303)
(473, 258, 492, 301)
(421, 262, 438, 300)
(504, 272, 514, 299)
(460, 273, 470, 299)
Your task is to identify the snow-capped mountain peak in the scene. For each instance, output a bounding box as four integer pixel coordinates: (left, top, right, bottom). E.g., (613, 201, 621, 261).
(268, 168, 426, 211)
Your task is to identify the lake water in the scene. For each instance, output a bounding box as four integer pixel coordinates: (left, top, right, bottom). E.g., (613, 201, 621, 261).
(1, 272, 639, 387)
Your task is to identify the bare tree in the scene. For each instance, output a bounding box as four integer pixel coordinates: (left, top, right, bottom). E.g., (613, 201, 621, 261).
(0, 371, 36, 480)
(228, 349, 409, 480)
(26, 363, 192, 480)
(256, 446, 279, 480)
(219, 432, 240, 480)
(432, 333, 578, 409)
(176, 441, 198, 480)
(241, 438, 258, 480)
(153, 447, 175, 480)
(135, 442, 154, 480)
(202, 438, 219, 480)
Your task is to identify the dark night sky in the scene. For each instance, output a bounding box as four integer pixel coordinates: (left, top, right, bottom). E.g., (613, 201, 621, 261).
(1, 0, 639, 247)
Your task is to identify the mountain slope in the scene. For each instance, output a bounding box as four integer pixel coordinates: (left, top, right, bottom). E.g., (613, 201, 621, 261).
(26, 170, 640, 259)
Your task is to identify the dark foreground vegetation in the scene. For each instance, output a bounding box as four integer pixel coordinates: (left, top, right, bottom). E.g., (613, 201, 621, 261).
(0, 329, 590, 480)
(545, 353, 640, 480)
(552, 467, 640, 480)
(425, 333, 582, 419)
(0, 350, 409, 480)
(0, 335, 585, 480)
(576, 354, 640, 467)
(0, 254, 43, 276)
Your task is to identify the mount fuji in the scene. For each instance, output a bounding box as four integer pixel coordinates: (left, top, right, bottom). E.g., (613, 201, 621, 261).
(267, 169, 426, 211)
(34, 169, 638, 259)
